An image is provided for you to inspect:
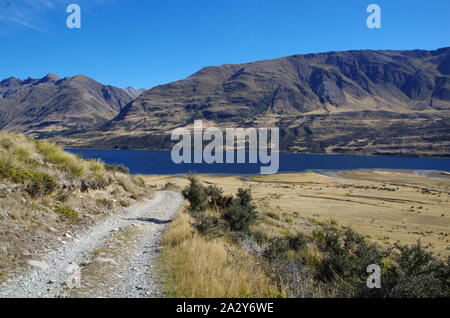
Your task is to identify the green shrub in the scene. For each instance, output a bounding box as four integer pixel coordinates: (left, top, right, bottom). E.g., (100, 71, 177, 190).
(55, 190, 70, 202)
(263, 233, 308, 261)
(182, 176, 209, 213)
(54, 205, 79, 223)
(288, 233, 308, 251)
(223, 188, 258, 232)
(105, 164, 129, 174)
(35, 141, 85, 177)
(96, 198, 114, 209)
(379, 243, 450, 298)
(0, 157, 57, 197)
(26, 172, 58, 198)
(13, 147, 31, 162)
(89, 160, 104, 172)
(265, 211, 280, 220)
(264, 237, 291, 260)
(301, 227, 449, 297)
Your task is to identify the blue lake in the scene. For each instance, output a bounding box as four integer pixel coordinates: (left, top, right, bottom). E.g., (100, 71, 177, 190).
(66, 149, 450, 175)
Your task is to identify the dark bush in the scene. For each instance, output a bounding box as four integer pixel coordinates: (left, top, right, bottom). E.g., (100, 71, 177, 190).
(313, 228, 386, 297)
(223, 188, 258, 232)
(379, 243, 450, 298)
(194, 215, 220, 236)
(26, 172, 58, 198)
(288, 233, 308, 251)
(182, 176, 209, 213)
(105, 164, 129, 174)
(306, 227, 449, 297)
(207, 185, 233, 210)
(263, 237, 291, 261)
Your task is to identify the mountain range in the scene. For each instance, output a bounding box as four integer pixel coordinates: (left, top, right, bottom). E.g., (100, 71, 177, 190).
(0, 74, 140, 136)
(1, 47, 450, 157)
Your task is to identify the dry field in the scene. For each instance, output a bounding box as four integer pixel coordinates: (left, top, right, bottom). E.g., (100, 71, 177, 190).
(143, 170, 450, 258)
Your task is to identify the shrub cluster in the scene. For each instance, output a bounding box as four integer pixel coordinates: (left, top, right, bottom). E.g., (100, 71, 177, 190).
(54, 205, 79, 223)
(0, 158, 57, 197)
(105, 163, 130, 174)
(262, 226, 450, 298)
(182, 176, 258, 234)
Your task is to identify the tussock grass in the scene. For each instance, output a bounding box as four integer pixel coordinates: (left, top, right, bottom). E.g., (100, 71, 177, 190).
(35, 140, 86, 177)
(0, 131, 154, 284)
(160, 211, 280, 298)
(54, 205, 79, 223)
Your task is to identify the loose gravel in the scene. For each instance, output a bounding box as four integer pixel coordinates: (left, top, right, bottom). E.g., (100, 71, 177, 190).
(0, 191, 184, 298)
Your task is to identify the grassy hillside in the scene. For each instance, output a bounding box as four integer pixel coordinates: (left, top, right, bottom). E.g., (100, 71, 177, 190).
(0, 74, 134, 137)
(0, 131, 153, 282)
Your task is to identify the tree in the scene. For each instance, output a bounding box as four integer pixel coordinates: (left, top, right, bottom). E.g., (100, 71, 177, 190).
(223, 188, 258, 232)
(182, 176, 208, 213)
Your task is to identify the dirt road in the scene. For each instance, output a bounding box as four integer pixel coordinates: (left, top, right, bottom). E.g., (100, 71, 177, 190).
(0, 191, 184, 298)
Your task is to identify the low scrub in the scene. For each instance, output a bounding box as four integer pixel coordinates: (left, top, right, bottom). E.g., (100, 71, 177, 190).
(35, 140, 86, 177)
(182, 176, 258, 233)
(262, 226, 450, 298)
(54, 205, 79, 223)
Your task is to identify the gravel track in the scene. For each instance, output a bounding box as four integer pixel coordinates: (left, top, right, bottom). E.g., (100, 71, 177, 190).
(0, 191, 184, 298)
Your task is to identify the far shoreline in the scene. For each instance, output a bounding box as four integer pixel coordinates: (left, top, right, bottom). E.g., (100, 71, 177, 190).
(62, 146, 450, 160)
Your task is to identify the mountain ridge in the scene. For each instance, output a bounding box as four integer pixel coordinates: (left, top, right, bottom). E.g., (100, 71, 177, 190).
(0, 73, 138, 137)
(86, 46, 450, 157)
(2, 47, 450, 157)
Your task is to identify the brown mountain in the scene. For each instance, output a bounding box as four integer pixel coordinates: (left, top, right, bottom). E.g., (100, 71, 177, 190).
(121, 87, 146, 99)
(0, 74, 134, 138)
(72, 47, 445, 156)
(7, 47, 450, 157)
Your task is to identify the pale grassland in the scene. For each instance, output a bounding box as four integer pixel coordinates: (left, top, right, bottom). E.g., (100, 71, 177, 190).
(143, 170, 450, 258)
(160, 210, 280, 298)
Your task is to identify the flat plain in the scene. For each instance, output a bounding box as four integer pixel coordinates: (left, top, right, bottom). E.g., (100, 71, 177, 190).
(142, 170, 450, 258)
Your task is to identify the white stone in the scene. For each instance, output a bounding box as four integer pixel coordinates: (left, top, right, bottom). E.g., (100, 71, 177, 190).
(27, 260, 49, 271)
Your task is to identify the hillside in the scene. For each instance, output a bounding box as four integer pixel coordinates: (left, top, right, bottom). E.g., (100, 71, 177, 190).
(121, 87, 146, 99)
(0, 74, 135, 138)
(0, 131, 153, 284)
(1, 48, 450, 157)
(55, 47, 450, 157)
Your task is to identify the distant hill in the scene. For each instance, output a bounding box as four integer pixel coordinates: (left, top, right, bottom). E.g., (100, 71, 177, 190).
(0, 74, 134, 138)
(122, 87, 146, 99)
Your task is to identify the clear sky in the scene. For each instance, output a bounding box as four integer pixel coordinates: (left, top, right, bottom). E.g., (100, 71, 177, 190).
(0, 0, 449, 89)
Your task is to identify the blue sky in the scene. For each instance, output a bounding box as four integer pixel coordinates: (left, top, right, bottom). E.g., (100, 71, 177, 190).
(0, 0, 449, 89)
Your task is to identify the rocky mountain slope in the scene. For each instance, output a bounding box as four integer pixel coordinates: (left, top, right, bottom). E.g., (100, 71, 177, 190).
(56, 47, 450, 157)
(0, 74, 135, 138)
(121, 87, 146, 99)
(2, 47, 450, 157)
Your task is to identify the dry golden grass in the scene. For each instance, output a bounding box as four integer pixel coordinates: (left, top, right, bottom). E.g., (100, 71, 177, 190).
(143, 170, 450, 258)
(160, 210, 280, 298)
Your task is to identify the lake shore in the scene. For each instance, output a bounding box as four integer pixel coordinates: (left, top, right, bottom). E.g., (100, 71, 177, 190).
(141, 169, 450, 258)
